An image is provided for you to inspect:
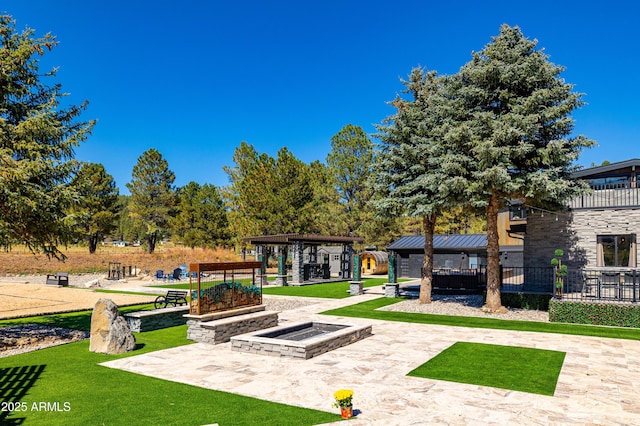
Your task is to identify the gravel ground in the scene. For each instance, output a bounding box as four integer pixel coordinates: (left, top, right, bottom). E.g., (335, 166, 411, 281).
(379, 294, 549, 322)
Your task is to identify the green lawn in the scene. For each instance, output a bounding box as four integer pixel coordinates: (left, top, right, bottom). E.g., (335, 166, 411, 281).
(0, 323, 340, 425)
(262, 277, 404, 299)
(321, 297, 640, 341)
(153, 277, 405, 299)
(407, 342, 566, 395)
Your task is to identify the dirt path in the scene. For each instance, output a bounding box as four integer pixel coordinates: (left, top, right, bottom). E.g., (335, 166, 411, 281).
(0, 278, 158, 319)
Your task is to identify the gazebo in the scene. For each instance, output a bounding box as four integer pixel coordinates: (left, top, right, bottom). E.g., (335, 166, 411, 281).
(243, 233, 364, 284)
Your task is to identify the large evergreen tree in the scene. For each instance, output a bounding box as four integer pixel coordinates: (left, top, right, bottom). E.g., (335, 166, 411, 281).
(448, 25, 595, 312)
(373, 68, 463, 303)
(126, 148, 176, 254)
(223, 142, 315, 242)
(70, 162, 119, 253)
(171, 181, 229, 249)
(0, 15, 95, 257)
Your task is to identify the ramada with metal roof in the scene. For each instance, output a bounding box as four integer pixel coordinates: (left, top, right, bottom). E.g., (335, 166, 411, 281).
(387, 234, 487, 251)
(387, 234, 488, 278)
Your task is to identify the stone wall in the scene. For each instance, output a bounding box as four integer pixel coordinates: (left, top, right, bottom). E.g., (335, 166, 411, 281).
(125, 306, 189, 332)
(524, 208, 640, 269)
(186, 310, 279, 345)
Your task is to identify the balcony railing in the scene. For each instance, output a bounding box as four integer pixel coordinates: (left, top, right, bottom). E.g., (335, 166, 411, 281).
(567, 186, 640, 209)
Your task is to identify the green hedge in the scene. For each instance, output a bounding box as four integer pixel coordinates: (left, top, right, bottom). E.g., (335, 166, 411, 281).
(500, 293, 551, 311)
(549, 300, 640, 327)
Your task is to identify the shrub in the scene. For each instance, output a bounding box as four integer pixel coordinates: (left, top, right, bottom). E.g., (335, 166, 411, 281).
(501, 293, 551, 311)
(549, 300, 640, 328)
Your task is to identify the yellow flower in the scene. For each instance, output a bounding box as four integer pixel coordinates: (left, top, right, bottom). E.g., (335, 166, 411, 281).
(332, 389, 354, 408)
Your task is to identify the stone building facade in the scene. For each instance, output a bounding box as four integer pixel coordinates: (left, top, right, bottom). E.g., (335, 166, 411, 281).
(524, 159, 640, 271)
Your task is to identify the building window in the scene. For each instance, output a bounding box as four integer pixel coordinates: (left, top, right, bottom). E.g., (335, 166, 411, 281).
(597, 235, 636, 267)
(509, 204, 527, 221)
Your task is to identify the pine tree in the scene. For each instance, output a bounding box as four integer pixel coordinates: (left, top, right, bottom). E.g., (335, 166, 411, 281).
(70, 163, 119, 253)
(448, 25, 595, 312)
(126, 148, 176, 254)
(171, 181, 229, 249)
(373, 68, 459, 303)
(223, 142, 315, 242)
(0, 15, 95, 257)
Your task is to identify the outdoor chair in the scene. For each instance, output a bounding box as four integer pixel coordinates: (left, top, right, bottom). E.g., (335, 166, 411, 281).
(622, 271, 639, 302)
(172, 267, 182, 281)
(581, 273, 598, 298)
(155, 270, 166, 281)
(600, 271, 621, 299)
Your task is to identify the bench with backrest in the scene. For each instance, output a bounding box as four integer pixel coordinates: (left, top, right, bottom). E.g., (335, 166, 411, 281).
(154, 290, 188, 309)
(46, 272, 69, 287)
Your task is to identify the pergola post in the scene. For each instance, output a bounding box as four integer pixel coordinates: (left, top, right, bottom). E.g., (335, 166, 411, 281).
(290, 240, 304, 284)
(275, 253, 288, 286)
(350, 253, 363, 296)
(341, 243, 353, 280)
(385, 252, 399, 297)
(256, 244, 268, 287)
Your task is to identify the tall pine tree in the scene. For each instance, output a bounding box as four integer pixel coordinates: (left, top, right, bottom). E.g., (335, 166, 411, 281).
(126, 148, 176, 254)
(0, 15, 95, 257)
(70, 163, 119, 253)
(448, 25, 595, 312)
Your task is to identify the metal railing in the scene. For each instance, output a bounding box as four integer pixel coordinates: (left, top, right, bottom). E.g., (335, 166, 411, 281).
(567, 186, 640, 209)
(425, 266, 640, 303)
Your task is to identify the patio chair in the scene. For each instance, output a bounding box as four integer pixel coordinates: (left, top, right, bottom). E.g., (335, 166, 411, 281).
(600, 271, 621, 299)
(172, 267, 182, 281)
(155, 270, 166, 281)
(581, 272, 598, 298)
(622, 271, 639, 302)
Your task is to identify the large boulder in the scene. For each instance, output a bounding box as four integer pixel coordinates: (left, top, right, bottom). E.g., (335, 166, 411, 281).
(89, 298, 136, 354)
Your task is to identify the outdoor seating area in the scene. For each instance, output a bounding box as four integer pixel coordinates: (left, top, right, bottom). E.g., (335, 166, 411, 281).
(155, 264, 188, 282)
(581, 270, 640, 302)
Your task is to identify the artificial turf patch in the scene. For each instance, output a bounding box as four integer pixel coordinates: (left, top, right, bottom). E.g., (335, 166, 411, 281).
(407, 342, 565, 396)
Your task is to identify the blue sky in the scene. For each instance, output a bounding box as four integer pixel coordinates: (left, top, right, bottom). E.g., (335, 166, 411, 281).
(4, 1, 639, 194)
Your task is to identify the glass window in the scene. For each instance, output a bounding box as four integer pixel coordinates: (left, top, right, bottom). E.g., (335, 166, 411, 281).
(597, 234, 636, 267)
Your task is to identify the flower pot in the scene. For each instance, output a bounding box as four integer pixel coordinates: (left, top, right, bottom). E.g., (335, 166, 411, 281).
(340, 405, 353, 419)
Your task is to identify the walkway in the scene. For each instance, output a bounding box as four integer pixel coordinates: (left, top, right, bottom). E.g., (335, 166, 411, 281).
(102, 292, 640, 425)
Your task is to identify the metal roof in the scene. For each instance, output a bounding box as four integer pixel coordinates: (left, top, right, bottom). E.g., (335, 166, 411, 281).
(571, 158, 640, 178)
(243, 233, 364, 245)
(387, 234, 487, 251)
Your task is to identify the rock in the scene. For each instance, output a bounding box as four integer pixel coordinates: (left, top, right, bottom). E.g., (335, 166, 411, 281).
(481, 304, 509, 314)
(84, 279, 101, 288)
(89, 298, 136, 354)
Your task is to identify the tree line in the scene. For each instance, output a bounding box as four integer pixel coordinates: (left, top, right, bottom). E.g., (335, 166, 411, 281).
(2, 16, 593, 311)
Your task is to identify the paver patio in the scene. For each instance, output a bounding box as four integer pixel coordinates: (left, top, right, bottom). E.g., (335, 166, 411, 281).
(103, 292, 640, 425)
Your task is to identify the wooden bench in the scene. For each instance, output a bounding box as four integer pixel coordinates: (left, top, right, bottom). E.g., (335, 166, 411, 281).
(154, 290, 188, 309)
(46, 272, 69, 287)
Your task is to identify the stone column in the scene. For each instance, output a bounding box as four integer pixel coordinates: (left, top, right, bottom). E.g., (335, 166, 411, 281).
(341, 244, 353, 280)
(385, 252, 399, 297)
(350, 254, 363, 296)
(275, 254, 288, 286)
(290, 241, 304, 284)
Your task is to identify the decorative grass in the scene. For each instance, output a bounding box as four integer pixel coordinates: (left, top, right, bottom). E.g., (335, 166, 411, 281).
(408, 342, 565, 395)
(321, 298, 640, 341)
(0, 325, 339, 425)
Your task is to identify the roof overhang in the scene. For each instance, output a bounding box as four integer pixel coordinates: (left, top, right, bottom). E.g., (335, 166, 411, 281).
(243, 233, 364, 245)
